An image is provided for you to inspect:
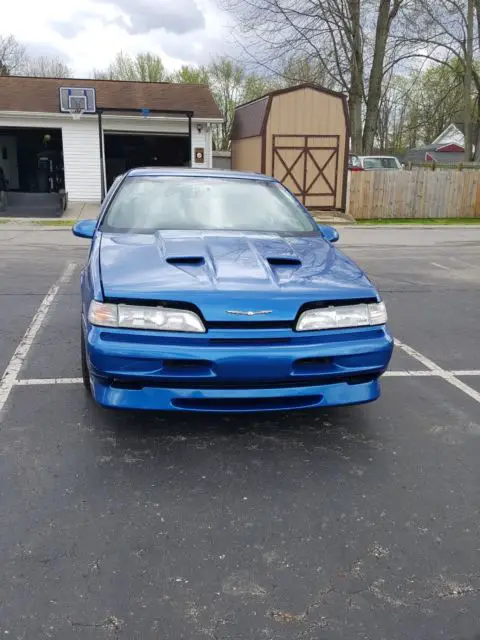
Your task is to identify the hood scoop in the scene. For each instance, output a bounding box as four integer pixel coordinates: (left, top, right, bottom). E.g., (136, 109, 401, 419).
(166, 256, 205, 266)
(267, 257, 302, 267)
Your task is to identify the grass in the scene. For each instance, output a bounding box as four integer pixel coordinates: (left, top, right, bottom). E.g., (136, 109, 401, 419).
(31, 219, 76, 226)
(356, 217, 480, 225)
(0, 218, 76, 226)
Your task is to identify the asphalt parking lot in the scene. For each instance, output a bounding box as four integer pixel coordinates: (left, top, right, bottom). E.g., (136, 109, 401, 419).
(0, 226, 479, 639)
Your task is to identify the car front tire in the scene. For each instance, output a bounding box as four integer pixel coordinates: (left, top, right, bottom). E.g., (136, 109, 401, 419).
(81, 328, 92, 394)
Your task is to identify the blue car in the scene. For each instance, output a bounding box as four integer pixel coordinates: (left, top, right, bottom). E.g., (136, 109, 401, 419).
(73, 168, 393, 413)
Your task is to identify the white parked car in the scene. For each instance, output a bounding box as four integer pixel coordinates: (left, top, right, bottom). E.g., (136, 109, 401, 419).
(349, 155, 403, 171)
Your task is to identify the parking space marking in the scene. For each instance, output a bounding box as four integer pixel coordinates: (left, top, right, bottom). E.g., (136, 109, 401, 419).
(395, 339, 480, 403)
(448, 256, 479, 269)
(452, 371, 480, 376)
(430, 262, 451, 271)
(0, 262, 76, 415)
(10, 371, 480, 388)
(384, 371, 439, 377)
(384, 370, 480, 377)
(16, 378, 83, 386)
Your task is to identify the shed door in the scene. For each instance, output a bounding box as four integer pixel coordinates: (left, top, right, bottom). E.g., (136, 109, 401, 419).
(272, 135, 340, 210)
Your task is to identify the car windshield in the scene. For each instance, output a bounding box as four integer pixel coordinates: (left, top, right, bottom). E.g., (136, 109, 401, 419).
(363, 157, 398, 169)
(101, 175, 317, 234)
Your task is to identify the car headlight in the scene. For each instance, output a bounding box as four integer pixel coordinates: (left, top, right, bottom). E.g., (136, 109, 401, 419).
(88, 301, 206, 333)
(296, 302, 387, 331)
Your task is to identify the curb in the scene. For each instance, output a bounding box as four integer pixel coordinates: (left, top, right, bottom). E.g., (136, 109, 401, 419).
(1, 223, 479, 231)
(349, 224, 480, 229)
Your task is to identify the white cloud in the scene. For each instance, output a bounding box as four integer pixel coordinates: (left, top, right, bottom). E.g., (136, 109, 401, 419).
(3, 0, 236, 76)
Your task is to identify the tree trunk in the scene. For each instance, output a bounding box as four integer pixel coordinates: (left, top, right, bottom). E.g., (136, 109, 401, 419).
(349, 93, 363, 154)
(473, 0, 480, 160)
(349, 0, 363, 154)
(474, 98, 480, 161)
(464, 0, 474, 161)
(362, 1, 399, 154)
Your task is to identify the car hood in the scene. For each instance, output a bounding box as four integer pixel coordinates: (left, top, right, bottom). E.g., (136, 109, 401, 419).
(99, 231, 378, 322)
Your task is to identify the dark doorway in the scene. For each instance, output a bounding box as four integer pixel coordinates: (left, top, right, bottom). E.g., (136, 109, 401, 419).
(104, 133, 190, 189)
(0, 127, 64, 194)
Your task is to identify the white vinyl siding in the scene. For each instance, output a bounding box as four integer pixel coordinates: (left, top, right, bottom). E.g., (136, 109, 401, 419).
(191, 126, 212, 168)
(62, 117, 101, 202)
(0, 111, 216, 204)
(0, 112, 101, 202)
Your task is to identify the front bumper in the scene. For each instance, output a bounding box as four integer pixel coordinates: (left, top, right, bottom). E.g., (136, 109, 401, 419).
(85, 323, 394, 412)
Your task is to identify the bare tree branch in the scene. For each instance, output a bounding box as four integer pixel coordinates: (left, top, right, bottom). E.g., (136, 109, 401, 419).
(0, 34, 26, 74)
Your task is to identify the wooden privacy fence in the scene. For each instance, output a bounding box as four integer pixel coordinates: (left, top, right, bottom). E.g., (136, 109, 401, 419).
(348, 169, 480, 219)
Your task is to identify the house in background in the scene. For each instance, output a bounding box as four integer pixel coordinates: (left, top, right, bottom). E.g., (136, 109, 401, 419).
(402, 122, 478, 165)
(402, 143, 465, 166)
(0, 76, 222, 216)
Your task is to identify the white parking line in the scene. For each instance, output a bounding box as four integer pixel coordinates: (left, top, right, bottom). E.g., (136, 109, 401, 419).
(11, 370, 480, 387)
(383, 370, 480, 377)
(452, 371, 480, 376)
(448, 256, 478, 269)
(0, 263, 76, 415)
(430, 262, 451, 271)
(383, 371, 438, 377)
(16, 378, 83, 386)
(395, 339, 480, 403)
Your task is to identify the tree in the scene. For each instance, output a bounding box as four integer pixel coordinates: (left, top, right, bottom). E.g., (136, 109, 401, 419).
(173, 65, 210, 84)
(220, 0, 415, 153)
(377, 63, 466, 153)
(403, 0, 480, 158)
(0, 34, 26, 75)
(92, 52, 270, 150)
(100, 51, 170, 82)
(277, 55, 337, 89)
(208, 57, 274, 150)
(22, 56, 71, 78)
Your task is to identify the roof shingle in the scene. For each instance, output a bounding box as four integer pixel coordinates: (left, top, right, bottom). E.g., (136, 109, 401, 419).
(0, 76, 222, 119)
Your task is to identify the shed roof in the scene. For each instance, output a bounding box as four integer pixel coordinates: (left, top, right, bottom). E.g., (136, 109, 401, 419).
(231, 83, 347, 140)
(0, 76, 222, 119)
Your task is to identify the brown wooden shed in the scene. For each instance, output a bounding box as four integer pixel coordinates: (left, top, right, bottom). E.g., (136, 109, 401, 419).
(231, 83, 349, 211)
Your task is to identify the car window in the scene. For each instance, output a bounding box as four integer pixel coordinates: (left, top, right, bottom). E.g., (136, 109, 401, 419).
(101, 176, 317, 234)
(363, 158, 383, 169)
(380, 158, 398, 168)
(363, 157, 398, 169)
(349, 155, 362, 168)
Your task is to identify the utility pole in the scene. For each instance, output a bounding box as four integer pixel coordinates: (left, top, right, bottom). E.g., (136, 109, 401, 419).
(465, 0, 474, 161)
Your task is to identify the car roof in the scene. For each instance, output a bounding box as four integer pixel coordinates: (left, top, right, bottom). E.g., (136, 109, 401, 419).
(126, 167, 276, 181)
(360, 155, 397, 160)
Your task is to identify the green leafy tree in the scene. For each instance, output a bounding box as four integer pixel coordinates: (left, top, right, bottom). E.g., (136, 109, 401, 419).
(208, 57, 275, 150)
(173, 65, 210, 84)
(99, 51, 170, 82)
(375, 58, 478, 153)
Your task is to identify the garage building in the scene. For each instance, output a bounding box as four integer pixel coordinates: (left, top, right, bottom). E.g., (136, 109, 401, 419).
(0, 76, 223, 216)
(231, 83, 349, 211)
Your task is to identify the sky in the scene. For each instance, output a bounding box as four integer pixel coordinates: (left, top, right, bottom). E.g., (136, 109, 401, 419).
(3, 0, 235, 76)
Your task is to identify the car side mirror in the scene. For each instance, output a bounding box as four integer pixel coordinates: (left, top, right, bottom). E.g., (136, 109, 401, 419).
(317, 224, 339, 243)
(72, 219, 97, 239)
